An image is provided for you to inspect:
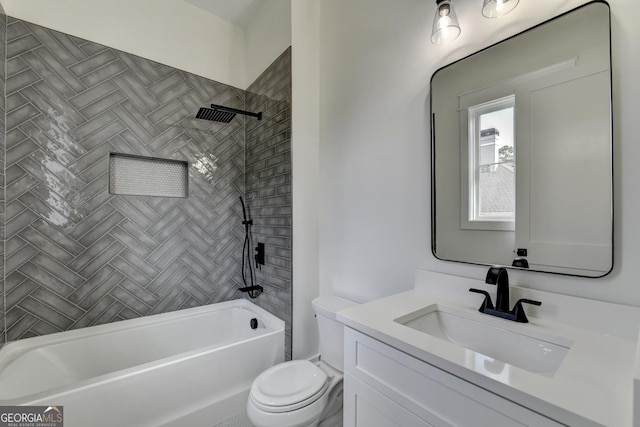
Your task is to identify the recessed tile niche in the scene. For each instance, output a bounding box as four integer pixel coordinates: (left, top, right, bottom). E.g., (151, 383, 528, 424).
(109, 153, 188, 198)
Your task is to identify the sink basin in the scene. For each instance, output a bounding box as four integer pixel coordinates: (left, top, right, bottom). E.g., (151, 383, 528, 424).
(394, 304, 573, 376)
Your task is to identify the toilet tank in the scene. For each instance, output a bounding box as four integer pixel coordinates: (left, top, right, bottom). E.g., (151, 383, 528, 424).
(312, 296, 358, 372)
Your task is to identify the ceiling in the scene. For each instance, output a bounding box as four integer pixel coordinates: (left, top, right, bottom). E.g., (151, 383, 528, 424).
(183, 0, 265, 28)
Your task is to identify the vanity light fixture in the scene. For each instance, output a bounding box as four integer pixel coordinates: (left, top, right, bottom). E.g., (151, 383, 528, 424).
(482, 0, 520, 18)
(431, 0, 461, 45)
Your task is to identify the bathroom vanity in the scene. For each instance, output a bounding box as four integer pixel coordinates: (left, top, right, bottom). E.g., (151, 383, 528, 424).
(337, 270, 640, 427)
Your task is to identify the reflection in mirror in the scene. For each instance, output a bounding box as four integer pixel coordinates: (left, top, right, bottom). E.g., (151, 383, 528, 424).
(431, 1, 612, 277)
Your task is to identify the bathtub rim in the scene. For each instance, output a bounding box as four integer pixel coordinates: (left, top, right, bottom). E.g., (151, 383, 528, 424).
(1, 298, 283, 352)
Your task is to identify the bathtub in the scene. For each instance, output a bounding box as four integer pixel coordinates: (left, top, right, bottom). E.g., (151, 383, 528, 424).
(0, 299, 284, 427)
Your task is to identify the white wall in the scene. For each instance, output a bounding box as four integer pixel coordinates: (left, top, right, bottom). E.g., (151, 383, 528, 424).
(1, 0, 293, 90)
(318, 0, 640, 307)
(291, 0, 320, 360)
(3, 0, 246, 88)
(244, 0, 291, 88)
(319, 0, 433, 301)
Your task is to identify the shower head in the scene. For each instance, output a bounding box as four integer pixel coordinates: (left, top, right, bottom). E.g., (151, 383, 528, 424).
(195, 107, 236, 123)
(195, 104, 262, 123)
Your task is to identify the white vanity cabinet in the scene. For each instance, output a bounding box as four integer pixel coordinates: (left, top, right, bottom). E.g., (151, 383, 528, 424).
(343, 327, 564, 427)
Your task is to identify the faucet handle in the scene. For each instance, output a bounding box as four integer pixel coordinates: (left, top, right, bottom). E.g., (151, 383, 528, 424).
(516, 298, 541, 307)
(511, 298, 542, 323)
(469, 288, 494, 312)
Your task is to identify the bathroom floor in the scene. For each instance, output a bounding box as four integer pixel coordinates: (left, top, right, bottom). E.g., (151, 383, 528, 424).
(215, 413, 254, 427)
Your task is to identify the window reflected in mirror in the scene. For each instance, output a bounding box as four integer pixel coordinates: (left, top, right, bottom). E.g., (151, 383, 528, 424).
(468, 97, 515, 227)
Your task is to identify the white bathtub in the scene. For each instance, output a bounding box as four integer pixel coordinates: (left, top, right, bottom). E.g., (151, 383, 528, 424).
(0, 299, 284, 427)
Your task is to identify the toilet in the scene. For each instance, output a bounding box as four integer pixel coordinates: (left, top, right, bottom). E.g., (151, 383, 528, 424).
(246, 296, 356, 427)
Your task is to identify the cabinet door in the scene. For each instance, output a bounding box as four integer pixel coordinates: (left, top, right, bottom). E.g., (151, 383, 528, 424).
(344, 373, 435, 427)
(344, 328, 566, 427)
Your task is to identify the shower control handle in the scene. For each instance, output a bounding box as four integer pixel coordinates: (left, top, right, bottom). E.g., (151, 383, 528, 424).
(255, 243, 265, 267)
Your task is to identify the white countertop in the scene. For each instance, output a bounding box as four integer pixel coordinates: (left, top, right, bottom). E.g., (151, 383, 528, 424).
(337, 270, 640, 427)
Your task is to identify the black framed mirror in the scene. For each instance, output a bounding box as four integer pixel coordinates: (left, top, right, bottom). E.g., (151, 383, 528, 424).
(431, 1, 612, 277)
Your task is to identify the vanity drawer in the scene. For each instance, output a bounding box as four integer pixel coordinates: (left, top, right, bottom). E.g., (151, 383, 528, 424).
(344, 328, 564, 427)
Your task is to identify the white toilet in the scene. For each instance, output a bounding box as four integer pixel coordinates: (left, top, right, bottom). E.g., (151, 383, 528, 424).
(246, 296, 356, 427)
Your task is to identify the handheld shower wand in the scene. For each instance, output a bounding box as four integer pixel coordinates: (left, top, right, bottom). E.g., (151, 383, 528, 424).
(240, 196, 250, 228)
(238, 197, 262, 298)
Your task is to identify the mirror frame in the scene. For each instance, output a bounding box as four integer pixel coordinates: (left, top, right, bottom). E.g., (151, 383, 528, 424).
(430, 0, 613, 278)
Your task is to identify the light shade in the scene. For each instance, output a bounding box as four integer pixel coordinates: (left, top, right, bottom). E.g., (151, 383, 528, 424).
(431, 0, 461, 45)
(482, 0, 520, 18)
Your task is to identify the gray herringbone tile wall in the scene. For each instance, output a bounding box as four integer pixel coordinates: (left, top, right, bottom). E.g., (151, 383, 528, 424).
(245, 48, 292, 359)
(3, 18, 251, 341)
(0, 6, 6, 345)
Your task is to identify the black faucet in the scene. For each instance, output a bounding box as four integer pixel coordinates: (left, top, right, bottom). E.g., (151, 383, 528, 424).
(469, 267, 541, 323)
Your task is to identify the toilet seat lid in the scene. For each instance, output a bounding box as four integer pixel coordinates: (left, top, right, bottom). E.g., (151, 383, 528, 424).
(251, 360, 329, 409)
